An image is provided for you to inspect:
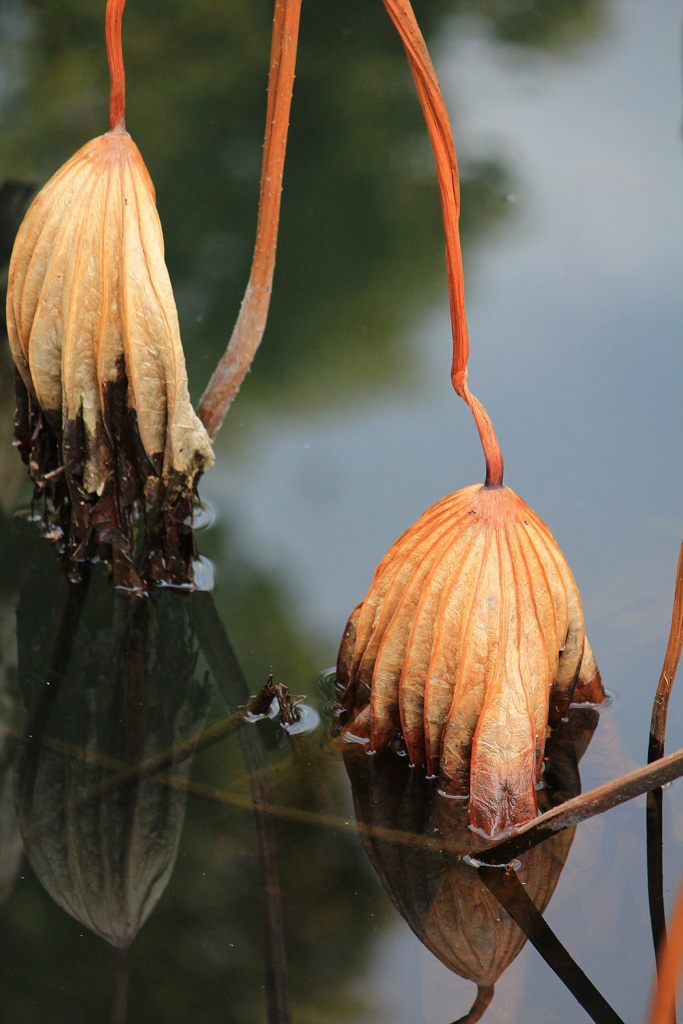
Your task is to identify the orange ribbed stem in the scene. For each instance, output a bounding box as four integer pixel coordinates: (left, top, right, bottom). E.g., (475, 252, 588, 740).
(380, 0, 504, 486)
(106, 0, 126, 132)
(198, 0, 302, 439)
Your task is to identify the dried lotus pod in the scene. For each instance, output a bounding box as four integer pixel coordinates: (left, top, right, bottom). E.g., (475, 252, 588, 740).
(337, 3, 605, 838)
(5, 0, 213, 586)
(7, 129, 213, 584)
(337, 483, 604, 837)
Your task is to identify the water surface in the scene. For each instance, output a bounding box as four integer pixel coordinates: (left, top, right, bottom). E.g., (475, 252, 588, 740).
(1, 1, 682, 1021)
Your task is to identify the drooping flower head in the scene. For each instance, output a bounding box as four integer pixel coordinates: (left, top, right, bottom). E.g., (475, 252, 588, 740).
(5, 0, 213, 585)
(338, 484, 603, 836)
(337, 0, 605, 837)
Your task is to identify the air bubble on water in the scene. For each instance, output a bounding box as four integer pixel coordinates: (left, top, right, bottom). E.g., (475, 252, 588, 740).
(282, 703, 321, 735)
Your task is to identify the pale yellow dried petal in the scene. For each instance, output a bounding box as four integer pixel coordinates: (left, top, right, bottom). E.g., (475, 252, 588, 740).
(6, 131, 213, 499)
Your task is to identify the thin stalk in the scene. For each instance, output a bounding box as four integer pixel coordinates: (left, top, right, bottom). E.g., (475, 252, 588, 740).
(480, 866, 625, 1024)
(649, 871, 683, 1024)
(646, 540, 683, 1018)
(451, 984, 494, 1024)
(379, 0, 504, 486)
(106, 0, 126, 132)
(647, 787, 669, 981)
(480, 743, 683, 864)
(198, 0, 302, 439)
(648, 541, 683, 763)
(110, 948, 129, 1024)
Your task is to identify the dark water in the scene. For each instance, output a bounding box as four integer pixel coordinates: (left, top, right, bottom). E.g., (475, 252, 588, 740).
(1, 1, 682, 1021)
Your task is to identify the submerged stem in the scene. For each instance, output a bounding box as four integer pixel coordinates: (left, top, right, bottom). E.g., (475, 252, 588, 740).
(198, 0, 302, 439)
(379, 0, 504, 485)
(106, 0, 126, 132)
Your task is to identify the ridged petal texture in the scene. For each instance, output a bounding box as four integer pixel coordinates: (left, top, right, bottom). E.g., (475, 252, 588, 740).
(6, 131, 213, 496)
(338, 483, 604, 836)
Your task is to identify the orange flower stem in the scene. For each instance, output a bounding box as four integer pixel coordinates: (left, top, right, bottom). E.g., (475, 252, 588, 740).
(648, 542, 683, 764)
(646, 540, 683, 1013)
(649, 873, 683, 1024)
(197, 0, 302, 440)
(106, 0, 126, 132)
(380, 0, 504, 486)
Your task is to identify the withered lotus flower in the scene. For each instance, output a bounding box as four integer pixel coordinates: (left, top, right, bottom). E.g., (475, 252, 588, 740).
(8, 131, 213, 487)
(338, 484, 603, 836)
(337, 0, 605, 837)
(5, 0, 213, 585)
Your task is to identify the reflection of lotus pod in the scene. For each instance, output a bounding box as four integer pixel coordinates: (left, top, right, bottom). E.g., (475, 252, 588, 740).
(345, 707, 597, 1012)
(0, 602, 22, 905)
(338, 484, 604, 836)
(0, 766, 22, 906)
(15, 584, 209, 947)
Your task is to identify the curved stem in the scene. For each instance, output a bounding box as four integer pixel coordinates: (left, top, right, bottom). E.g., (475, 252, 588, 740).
(452, 985, 494, 1024)
(646, 540, 683, 1020)
(462, 384, 504, 488)
(648, 541, 683, 764)
(198, 0, 302, 439)
(106, 0, 126, 132)
(380, 0, 504, 486)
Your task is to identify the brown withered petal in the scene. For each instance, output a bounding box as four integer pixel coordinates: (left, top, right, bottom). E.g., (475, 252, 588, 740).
(338, 483, 604, 837)
(7, 130, 213, 495)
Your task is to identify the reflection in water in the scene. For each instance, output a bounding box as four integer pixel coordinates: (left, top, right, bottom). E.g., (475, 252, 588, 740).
(1, 1, 677, 1021)
(0, 585, 22, 906)
(344, 706, 599, 1022)
(14, 571, 210, 948)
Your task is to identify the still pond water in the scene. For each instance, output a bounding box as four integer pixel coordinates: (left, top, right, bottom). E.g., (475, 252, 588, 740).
(1, 1, 682, 1021)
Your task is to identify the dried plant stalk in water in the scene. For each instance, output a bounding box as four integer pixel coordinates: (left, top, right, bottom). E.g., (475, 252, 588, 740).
(6, 0, 213, 586)
(337, 0, 605, 836)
